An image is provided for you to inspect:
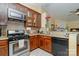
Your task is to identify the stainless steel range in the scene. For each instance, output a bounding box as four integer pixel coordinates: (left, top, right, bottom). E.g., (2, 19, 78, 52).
(8, 30, 30, 56)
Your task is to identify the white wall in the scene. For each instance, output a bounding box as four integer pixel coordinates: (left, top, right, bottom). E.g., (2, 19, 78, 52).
(67, 20, 79, 28)
(41, 12, 47, 28)
(54, 19, 66, 28)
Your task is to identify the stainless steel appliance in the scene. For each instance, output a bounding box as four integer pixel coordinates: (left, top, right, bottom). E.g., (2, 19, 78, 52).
(52, 37, 68, 56)
(8, 8, 26, 21)
(8, 30, 30, 56)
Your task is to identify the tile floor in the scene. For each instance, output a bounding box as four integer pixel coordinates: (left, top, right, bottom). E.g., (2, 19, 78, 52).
(30, 48, 53, 56)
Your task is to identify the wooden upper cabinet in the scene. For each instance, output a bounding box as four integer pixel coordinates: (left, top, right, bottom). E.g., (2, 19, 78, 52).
(8, 3, 27, 13)
(0, 3, 41, 27)
(25, 17, 34, 27)
(36, 14, 41, 28)
(0, 3, 8, 25)
(25, 8, 41, 28)
(15, 4, 27, 13)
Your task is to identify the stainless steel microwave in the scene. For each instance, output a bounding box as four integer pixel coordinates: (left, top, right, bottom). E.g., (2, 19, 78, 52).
(8, 8, 26, 21)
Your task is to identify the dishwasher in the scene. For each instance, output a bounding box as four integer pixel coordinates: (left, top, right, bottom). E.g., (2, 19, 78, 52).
(52, 37, 68, 56)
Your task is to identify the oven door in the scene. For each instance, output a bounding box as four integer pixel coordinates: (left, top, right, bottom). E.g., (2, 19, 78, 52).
(9, 39, 29, 56)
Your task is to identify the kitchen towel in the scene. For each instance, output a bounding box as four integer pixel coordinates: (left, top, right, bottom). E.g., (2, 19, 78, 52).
(18, 39, 24, 48)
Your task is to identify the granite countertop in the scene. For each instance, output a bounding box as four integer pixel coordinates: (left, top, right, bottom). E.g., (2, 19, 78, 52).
(0, 36, 8, 40)
(29, 33, 69, 39)
(29, 33, 52, 37)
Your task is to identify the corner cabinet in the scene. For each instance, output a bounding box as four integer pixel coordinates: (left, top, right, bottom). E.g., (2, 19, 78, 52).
(30, 35, 52, 53)
(0, 3, 8, 25)
(39, 36, 52, 53)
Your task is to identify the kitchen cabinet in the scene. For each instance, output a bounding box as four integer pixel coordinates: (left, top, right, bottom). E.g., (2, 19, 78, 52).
(44, 36, 52, 53)
(25, 17, 34, 27)
(0, 3, 28, 25)
(0, 46, 8, 56)
(25, 8, 41, 28)
(33, 13, 41, 28)
(7, 3, 41, 28)
(30, 36, 38, 51)
(77, 45, 79, 56)
(30, 35, 52, 53)
(8, 3, 27, 13)
(39, 36, 45, 50)
(0, 3, 8, 25)
(0, 40, 8, 56)
(35, 14, 41, 28)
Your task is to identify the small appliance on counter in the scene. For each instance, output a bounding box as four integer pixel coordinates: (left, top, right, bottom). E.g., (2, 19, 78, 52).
(8, 30, 30, 56)
(8, 8, 26, 21)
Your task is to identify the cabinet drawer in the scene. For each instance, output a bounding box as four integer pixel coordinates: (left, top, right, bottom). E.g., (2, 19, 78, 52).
(0, 40, 8, 46)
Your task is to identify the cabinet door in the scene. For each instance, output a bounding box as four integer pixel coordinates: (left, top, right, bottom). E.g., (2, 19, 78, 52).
(8, 3, 27, 13)
(15, 4, 27, 13)
(0, 3, 8, 25)
(0, 46, 8, 56)
(39, 36, 45, 49)
(77, 45, 79, 56)
(44, 37, 52, 53)
(30, 36, 38, 51)
(30, 37, 34, 51)
(36, 14, 41, 28)
(34, 36, 37, 48)
(26, 17, 33, 27)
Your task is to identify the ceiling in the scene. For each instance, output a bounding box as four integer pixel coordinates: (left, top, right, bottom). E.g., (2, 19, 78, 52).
(21, 3, 79, 21)
(42, 3, 79, 21)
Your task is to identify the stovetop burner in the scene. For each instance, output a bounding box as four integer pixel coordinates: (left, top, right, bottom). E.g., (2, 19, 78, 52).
(8, 30, 29, 42)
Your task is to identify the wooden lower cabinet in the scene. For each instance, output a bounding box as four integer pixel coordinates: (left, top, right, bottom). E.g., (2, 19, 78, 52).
(30, 36, 38, 51)
(77, 45, 79, 56)
(44, 37, 52, 53)
(0, 40, 8, 56)
(30, 35, 52, 53)
(39, 36, 45, 50)
(0, 46, 8, 56)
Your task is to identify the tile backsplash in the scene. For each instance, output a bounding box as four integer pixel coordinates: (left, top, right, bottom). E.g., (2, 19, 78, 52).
(7, 20, 25, 31)
(0, 26, 7, 36)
